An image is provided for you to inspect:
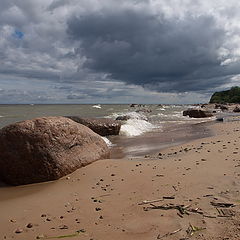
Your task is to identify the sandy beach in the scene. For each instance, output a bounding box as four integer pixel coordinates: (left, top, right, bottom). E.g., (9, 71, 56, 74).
(0, 120, 240, 240)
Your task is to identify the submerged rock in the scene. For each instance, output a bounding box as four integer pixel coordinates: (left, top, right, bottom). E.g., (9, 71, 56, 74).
(0, 117, 109, 185)
(116, 113, 148, 121)
(215, 104, 228, 111)
(116, 115, 131, 121)
(183, 109, 213, 118)
(130, 104, 138, 107)
(233, 106, 240, 112)
(65, 117, 121, 136)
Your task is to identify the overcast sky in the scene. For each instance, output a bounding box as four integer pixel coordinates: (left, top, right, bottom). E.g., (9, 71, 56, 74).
(0, 0, 240, 104)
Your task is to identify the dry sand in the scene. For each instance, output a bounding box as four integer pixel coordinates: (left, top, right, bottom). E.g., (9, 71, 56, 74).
(0, 121, 240, 240)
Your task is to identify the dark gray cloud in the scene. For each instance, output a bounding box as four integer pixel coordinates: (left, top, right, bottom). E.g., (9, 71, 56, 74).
(67, 9, 235, 92)
(0, 0, 240, 103)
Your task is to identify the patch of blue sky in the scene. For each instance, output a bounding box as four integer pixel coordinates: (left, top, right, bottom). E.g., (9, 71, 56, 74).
(13, 30, 24, 39)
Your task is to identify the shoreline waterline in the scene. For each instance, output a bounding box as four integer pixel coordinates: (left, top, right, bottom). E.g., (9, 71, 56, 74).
(109, 119, 215, 158)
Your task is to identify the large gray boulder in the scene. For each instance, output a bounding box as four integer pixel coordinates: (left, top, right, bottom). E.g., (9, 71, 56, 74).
(0, 117, 110, 185)
(183, 109, 213, 118)
(65, 116, 121, 136)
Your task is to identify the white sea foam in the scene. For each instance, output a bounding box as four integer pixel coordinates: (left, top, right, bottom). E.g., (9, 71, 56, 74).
(120, 119, 156, 137)
(106, 111, 148, 121)
(101, 137, 114, 147)
(126, 111, 148, 120)
(92, 104, 101, 109)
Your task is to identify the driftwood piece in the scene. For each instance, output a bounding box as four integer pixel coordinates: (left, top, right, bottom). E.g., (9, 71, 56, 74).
(216, 208, 235, 217)
(138, 198, 164, 205)
(186, 224, 206, 238)
(203, 214, 217, 218)
(138, 196, 175, 205)
(144, 203, 191, 216)
(210, 201, 235, 208)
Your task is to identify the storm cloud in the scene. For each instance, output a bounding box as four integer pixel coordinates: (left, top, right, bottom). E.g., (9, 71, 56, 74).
(0, 0, 240, 103)
(67, 8, 235, 92)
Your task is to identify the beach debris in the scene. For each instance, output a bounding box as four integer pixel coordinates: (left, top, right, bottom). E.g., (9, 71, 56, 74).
(37, 230, 86, 239)
(186, 224, 206, 238)
(59, 225, 69, 230)
(143, 203, 205, 217)
(15, 228, 23, 234)
(216, 208, 235, 217)
(138, 198, 164, 205)
(97, 194, 111, 198)
(138, 196, 175, 205)
(163, 196, 175, 200)
(203, 214, 217, 218)
(210, 201, 235, 208)
(26, 223, 33, 228)
(187, 207, 204, 215)
(36, 234, 45, 239)
(177, 212, 184, 218)
(144, 203, 192, 216)
(203, 194, 213, 197)
(157, 228, 182, 239)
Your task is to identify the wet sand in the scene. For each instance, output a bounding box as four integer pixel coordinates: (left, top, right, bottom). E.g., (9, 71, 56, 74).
(0, 120, 240, 240)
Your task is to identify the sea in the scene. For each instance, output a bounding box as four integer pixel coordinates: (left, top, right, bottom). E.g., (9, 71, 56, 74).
(0, 104, 215, 158)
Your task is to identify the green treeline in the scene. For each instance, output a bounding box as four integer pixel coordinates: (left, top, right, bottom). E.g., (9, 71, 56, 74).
(209, 86, 240, 103)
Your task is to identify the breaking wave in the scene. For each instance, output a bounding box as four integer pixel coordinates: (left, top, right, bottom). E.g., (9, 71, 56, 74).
(115, 112, 157, 137)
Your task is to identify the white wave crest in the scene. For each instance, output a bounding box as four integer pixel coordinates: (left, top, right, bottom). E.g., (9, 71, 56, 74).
(92, 104, 101, 109)
(106, 111, 148, 121)
(120, 119, 156, 137)
(120, 111, 148, 120)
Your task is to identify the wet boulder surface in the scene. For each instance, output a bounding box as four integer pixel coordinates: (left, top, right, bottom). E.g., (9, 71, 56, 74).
(0, 116, 110, 185)
(65, 116, 121, 136)
(183, 109, 213, 118)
